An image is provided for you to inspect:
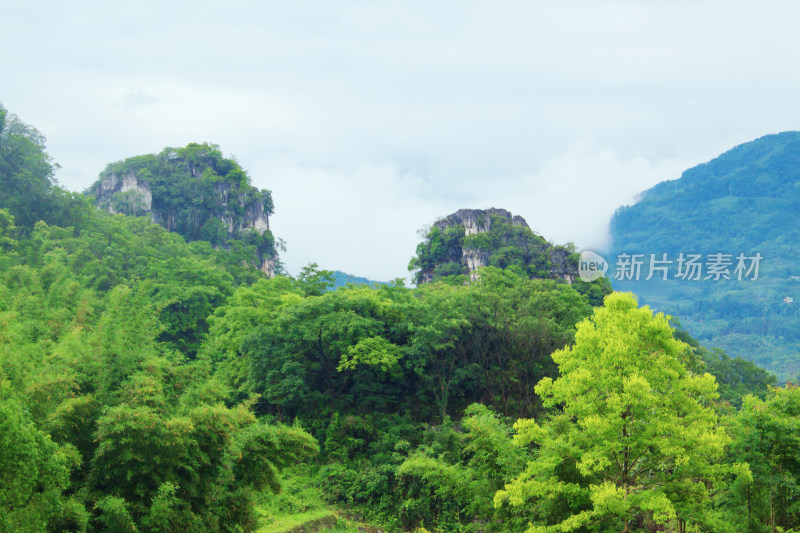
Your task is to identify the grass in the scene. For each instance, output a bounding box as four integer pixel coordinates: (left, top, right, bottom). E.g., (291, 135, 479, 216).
(255, 508, 337, 533)
(318, 521, 370, 532)
(255, 464, 389, 533)
(253, 465, 353, 533)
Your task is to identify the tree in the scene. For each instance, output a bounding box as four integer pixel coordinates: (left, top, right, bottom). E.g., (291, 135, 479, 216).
(496, 292, 744, 532)
(200, 276, 303, 396)
(91, 366, 319, 530)
(0, 104, 58, 229)
(394, 403, 529, 530)
(409, 268, 592, 420)
(0, 209, 17, 251)
(0, 395, 81, 533)
(244, 285, 414, 420)
(725, 385, 800, 532)
(295, 262, 335, 296)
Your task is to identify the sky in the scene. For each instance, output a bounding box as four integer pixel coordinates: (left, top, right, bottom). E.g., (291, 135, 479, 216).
(4, 1, 800, 281)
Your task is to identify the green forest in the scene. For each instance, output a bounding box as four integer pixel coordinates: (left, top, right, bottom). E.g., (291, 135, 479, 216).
(1, 103, 798, 533)
(610, 132, 800, 381)
(89, 142, 279, 275)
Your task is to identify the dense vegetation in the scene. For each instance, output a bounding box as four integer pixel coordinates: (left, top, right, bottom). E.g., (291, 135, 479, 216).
(1, 104, 798, 532)
(0, 105, 317, 532)
(610, 131, 800, 380)
(409, 210, 564, 282)
(89, 142, 279, 271)
(330, 270, 388, 289)
(409, 209, 612, 306)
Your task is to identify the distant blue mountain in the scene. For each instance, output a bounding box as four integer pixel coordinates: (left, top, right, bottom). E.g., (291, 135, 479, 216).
(330, 270, 389, 290)
(609, 131, 800, 380)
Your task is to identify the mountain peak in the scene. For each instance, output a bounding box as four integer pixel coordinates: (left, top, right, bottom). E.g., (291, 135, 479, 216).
(409, 207, 578, 285)
(89, 142, 279, 276)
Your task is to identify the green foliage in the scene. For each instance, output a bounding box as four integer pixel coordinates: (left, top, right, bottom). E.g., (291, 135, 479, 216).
(0, 104, 57, 229)
(242, 284, 417, 422)
(90, 142, 278, 262)
(610, 131, 800, 380)
(10, 210, 244, 355)
(323, 413, 379, 462)
(572, 276, 614, 307)
(410, 268, 593, 420)
(2, 105, 796, 533)
(699, 347, 777, 407)
(93, 496, 135, 533)
(211, 267, 595, 529)
(141, 482, 196, 533)
(318, 404, 529, 532)
(393, 404, 530, 531)
(90, 368, 319, 529)
(409, 212, 588, 290)
(0, 209, 17, 251)
(409, 224, 466, 281)
(296, 262, 335, 297)
(200, 276, 304, 398)
(230, 422, 320, 493)
(0, 393, 80, 533)
(0, 105, 88, 233)
(496, 293, 744, 532)
(337, 336, 403, 374)
(723, 385, 800, 532)
(232, 267, 593, 426)
(0, 117, 317, 530)
(255, 465, 343, 532)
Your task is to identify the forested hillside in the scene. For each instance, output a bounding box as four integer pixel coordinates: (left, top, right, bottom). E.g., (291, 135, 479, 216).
(610, 132, 800, 380)
(409, 208, 612, 306)
(330, 270, 388, 289)
(88, 143, 280, 276)
(1, 103, 798, 533)
(0, 105, 320, 532)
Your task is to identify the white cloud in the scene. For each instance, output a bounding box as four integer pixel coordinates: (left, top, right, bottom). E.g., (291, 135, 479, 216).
(254, 143, 685, 281)
(488, 143, 687, 251)
(255, 160, 457, 281)
(4, 1, 800, 280)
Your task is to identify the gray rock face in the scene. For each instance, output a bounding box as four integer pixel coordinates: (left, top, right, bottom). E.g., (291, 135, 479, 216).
(549, 248, 576, 284)
(213, 182, 270, 233)
(432, 208, 530, 278)
(94, 172, 153, 215)
(261, 256, 276, 278)
(433, 208, 529, 235)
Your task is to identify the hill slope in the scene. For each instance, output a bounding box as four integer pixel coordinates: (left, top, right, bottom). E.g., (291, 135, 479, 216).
(610, 132, 800, 380)
(88, 143, 280, 275)
(410, 208, 611, 305)
(330, 270, 388, 289)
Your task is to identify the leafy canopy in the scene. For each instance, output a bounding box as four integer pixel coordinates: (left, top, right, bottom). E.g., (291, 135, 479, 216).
(497, 292, 744, 532)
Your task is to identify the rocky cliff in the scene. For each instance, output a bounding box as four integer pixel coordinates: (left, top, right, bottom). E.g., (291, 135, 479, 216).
(89, 143, 278, 276)
(94, 172, 153, 215)
(410, 208, 578, 284)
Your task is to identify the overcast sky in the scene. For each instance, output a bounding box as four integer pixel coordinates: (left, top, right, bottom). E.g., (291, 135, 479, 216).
(3, 1, 800, 280)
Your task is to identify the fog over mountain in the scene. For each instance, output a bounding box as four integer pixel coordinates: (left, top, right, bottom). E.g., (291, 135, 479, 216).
(6, 2, 800, 280)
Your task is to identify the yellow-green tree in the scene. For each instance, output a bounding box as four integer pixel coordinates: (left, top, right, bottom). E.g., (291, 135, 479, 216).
(496, 292, 745, 532)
